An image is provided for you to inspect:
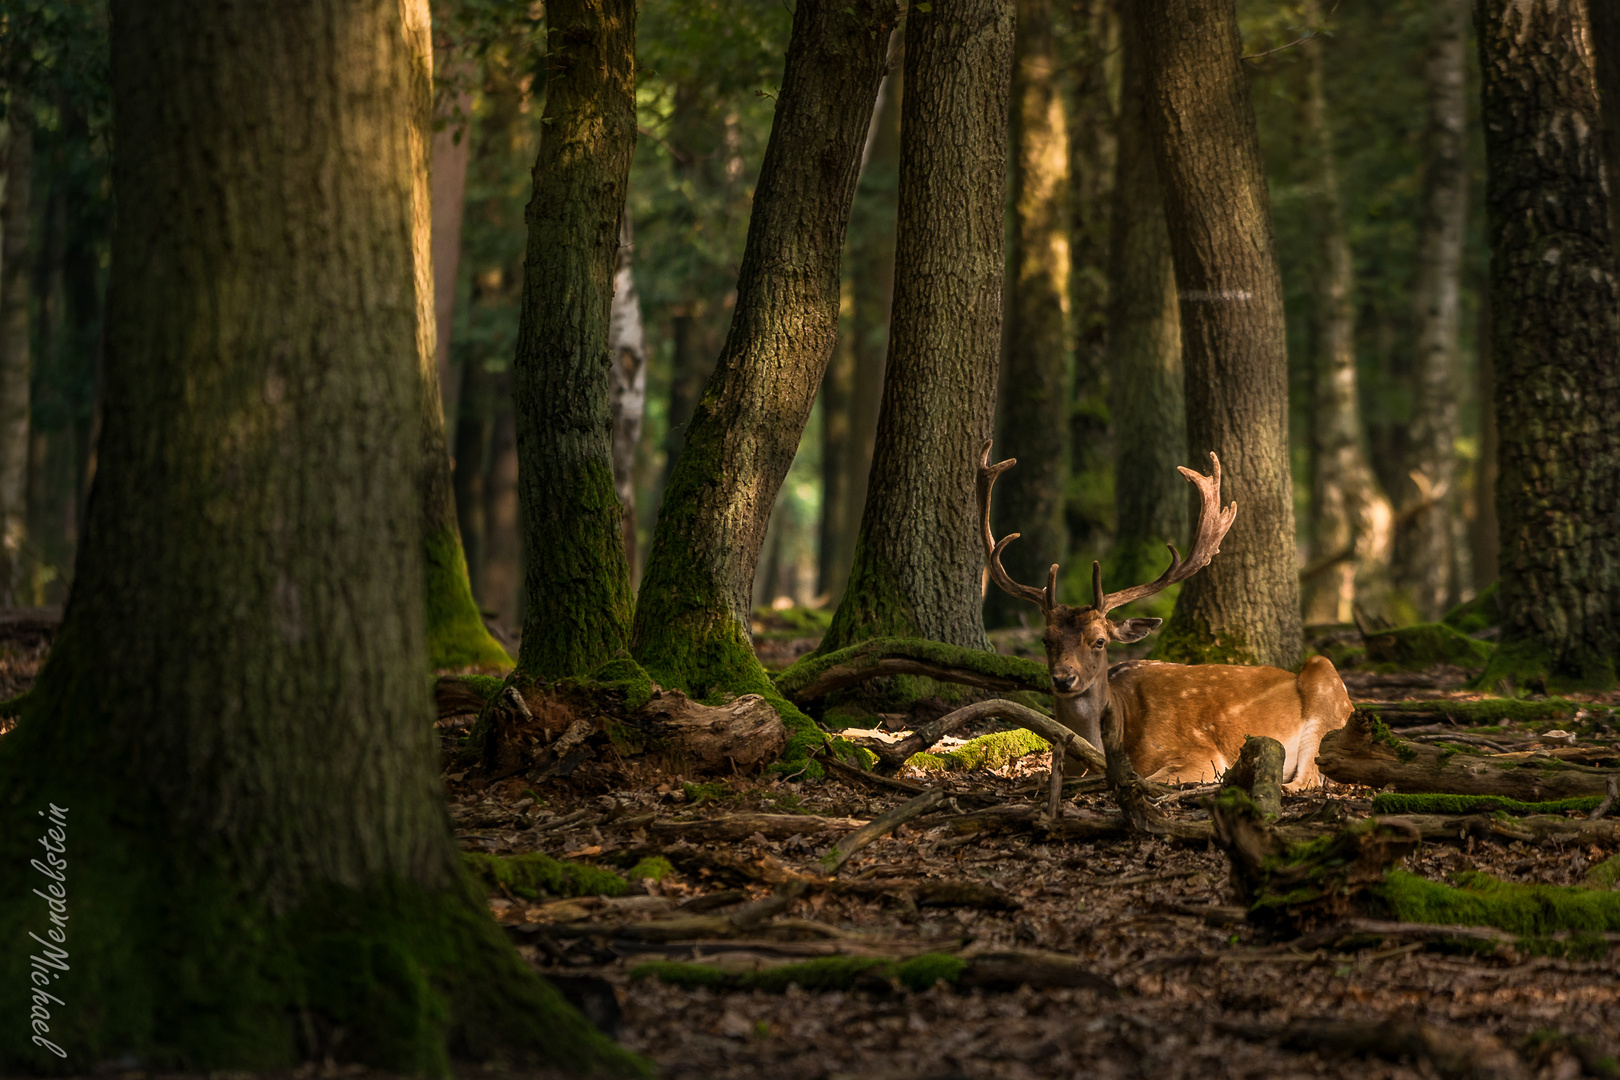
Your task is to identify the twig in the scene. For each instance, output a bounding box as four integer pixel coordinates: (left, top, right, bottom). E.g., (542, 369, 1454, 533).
(1590, 774, 1619, 820)
(823, 789, 947, 875)
(1240, 0, 1343, 62)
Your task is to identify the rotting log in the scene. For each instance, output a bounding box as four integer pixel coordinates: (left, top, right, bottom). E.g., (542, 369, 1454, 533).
(775, 637, 1052, 703)
(1389, 812, 1620, 847)
(1222, 735, 1284, 818)
(1316, 710, 1620, 800)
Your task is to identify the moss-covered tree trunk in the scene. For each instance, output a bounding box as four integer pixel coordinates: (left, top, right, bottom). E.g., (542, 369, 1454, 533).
(1105, 9, 1185, 607)
(987, 0, 1070, 629)
(1392, 0, 1470, 619)
(1064, 0, 1117, 562)
(1476, 0, 1620, 691)
(1299, 15, 1393, 627)
(1136, 0, 1302, 668)
(512, 0, 638, 680)
(631, 0, 898, 695)
(819, 0, 1015, 654)
(0, 0, 634, 1072)
(0, 111, 32, 605)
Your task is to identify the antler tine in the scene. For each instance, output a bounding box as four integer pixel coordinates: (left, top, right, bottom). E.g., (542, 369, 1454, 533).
(976, 439, 1052, 610)
(1096, 451, 1238, 615)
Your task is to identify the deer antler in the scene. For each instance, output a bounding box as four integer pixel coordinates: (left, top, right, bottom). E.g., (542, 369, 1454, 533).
(977, 439, 1056, 611)
(1093, 451, 1238, 615)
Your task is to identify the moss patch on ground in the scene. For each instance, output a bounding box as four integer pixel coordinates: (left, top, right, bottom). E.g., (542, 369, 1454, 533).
(461, 852, 628, 900)
(1378, 869, 1620, 936)
(1363, 622, 1494, 670)
(1371, 793, 1603, 816)
(1442, 583, 1500, 636)
(1477, 636, 1618, 696)
(904, 728, 1049, 773)
(630, 953, 969, 994)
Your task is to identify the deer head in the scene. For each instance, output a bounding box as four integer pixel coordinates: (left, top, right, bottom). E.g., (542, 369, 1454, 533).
(978, 440, 1237, 699)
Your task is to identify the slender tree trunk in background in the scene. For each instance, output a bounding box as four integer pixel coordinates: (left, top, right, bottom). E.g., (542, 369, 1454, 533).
(1588, 0, 1620, 269)
(1299, 19, 1393, 627)
(431, 50, 474, 439)
(513, 0, 638, 679)
(988, 0, 1070, 628)
(819, 287, 855, 602)
(1476, 0, 1620, 691)
(659, 309, 708, 497)
(1105, 9, 1185, 605)
(1136, 0, 1302, 668)
(0, 112, 33, 605)
(821, 0, 1016, 653)
(1470, 284, 1499, 588)
(632, 0, 898, 695)
(0, 0, 632, 1069)
(483, 382, 522, 630)
(453, 358, 495, 597)
(825, 50, 904, 606)
(608, 213, 648, 576)
(1392, 0, 1470, 619)
(1065, 0, 1117, 559)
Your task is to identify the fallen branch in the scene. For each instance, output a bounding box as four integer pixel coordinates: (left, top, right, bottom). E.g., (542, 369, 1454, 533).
(649, 812, 867, 843)
(774, 637, 1051, 703)
(1390, 812, 1620, 847)
(1591, 774, 1618, 820)
(1291, 917, 1620, 954)
(823, 789, 947, 874)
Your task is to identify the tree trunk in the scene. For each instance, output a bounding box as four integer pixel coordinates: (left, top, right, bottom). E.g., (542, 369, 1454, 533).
(431, 49, 473, 439)
(1476, 0, 1620, 691)
(820, 0, 1016, 654)
(1104, 10, 1185, 605)
(825, 48, 905, 607)
(608, 214, 648, 578)
(512, 0, 638, 680)
(632, 0, 898, 696)
(1065, 0, 1118, 561)
(987, 0, 1070, 628)
(1135, 0, 1302, 668)
(819, 289, 855, 602)
(1392, 0, 1470, 619)
(483, 382, 522, 630)
(453, 357, 495, 596)
(1300, 17, 1394, 627)
(1470, 285, 1499, 589)
(0, 112, 32, 606)
(0, 0, 633, 1071)
(1588, 0, 1620, 271)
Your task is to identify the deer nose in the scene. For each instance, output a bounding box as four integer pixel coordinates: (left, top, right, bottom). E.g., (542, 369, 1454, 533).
(1051, 672, 1079, 692)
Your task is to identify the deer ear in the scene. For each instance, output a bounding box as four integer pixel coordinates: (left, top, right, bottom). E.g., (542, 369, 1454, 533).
(1111, 618, 1162, 643)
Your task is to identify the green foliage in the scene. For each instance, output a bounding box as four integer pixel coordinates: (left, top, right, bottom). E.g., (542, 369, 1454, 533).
(1362, 622, 1493, 670)
(629, 952, 969, 993)
(1442, 583, 1501, 635)
(905, 728, 1049, 773)
(1377, 870, 1620, 936)
(1370, 793, 1602, 816)
(461, 852, 628, 900)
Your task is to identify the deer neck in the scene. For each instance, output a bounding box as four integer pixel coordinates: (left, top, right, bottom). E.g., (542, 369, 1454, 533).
(1053, 676, 1109, 755)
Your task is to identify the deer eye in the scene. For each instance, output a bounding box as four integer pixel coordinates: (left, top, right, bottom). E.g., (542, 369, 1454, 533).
(1091, 639, 1106, 650)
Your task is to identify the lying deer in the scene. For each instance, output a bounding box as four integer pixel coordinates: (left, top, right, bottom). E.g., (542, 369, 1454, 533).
(978, 441, 1350, 789)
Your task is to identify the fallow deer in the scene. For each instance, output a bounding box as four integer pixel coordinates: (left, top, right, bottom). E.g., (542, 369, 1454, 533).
(978, 441, 1350, 789)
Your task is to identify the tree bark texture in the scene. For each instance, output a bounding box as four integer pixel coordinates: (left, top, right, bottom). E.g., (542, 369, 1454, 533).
(0, 0, 629, 1071)
(1104, 11, 1185, 601)
(608, 213, 648, 577)
(632, 0, 898, 695)
(513, 0, 638, 679)
(453, 357, 496, 595)
(1136, 0, 1302, 668)
(1588, 0, 1620, 271)
(0, 112, 32, 605)
(431, 50, 474, 435)
(1300, 20, 1393, 627)
(824, 51, 905, 606)
(820, 0, 1016, 654)
(1476, 0, 1620, 690)
(1393, 0, 1471, 619)
(988, 0, 1070, 627)
(1064, 0, 1117, 559)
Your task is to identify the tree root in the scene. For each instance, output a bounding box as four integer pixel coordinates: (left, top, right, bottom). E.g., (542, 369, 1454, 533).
(775, 637, 1052, 703)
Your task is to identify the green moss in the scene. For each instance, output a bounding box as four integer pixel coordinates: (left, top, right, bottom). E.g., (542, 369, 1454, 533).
(1477, 635, 1618, 696)
(629, 952, 970, 994)
(682, 780, 731, 805)
(901, 728, 1049, 773)
(1371, 793, 1602, 815)
(1149, 614, 1258, 665)
(775, 636, 1052, 701)
(1441, 583, 1501, 635)
(461, 852, 628, 901)
(1367, 716, 1420, 762)
(1377, 869, 1620, 935)
(750, 606, 834, 638)
(1361, 698, 1587, 725)
(1584, 855, 1620, 889)
(1363, 622, 1494, 670)
(815, 547, 925, 653)
(625, 857, 675, 883)
(581, 656, 656, 712)
(423, 524, 515, 673)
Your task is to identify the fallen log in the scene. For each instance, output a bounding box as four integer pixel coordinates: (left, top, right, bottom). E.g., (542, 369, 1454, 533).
(1357, 698, 1597, 728)
(1221, 736, 1284, 818)
(1387, 812, 1620, 847)
(1316, 710, 1619, 800)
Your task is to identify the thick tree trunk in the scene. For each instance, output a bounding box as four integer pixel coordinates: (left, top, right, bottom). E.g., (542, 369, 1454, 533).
(0, 0, 632, 1071)
(1065, 0, 1117, 560)
(1135, 0, 1302, 668)
(512, 0, 638, 679)
(1300, 20, 1394, 627)
(0, 112, 33, 605)
(483, 384, 522, 630)
(1476, 0, 1620, 691)
(608, 214, 648, 577)
(632, 0, 898, 695)
(1105, 11, 1185, 603)
(819, 0, 1016, 654)
(1589, 0, 1620, 271)
(1392, 0, 1470, 619)
(824, 52, 905, 606)
(987, 0, 1070, 628)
